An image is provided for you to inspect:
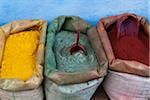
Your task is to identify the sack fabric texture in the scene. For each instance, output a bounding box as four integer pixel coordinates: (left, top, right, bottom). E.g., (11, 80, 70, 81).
(44, 16, 108, 100)
(97, 13, 149, 76)
(103, 71, 150, 100)
(0, 86, 43, 100)
(0, 20, 47, 91)
(95, 13, 150, 99)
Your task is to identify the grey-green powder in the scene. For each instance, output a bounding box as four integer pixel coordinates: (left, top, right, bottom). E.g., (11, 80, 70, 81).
(54, 31, 98, 72)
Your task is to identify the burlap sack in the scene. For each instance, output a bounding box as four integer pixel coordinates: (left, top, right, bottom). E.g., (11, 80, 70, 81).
(44, 77, 103, 100)
(45, 16, 108, 85)
(103, 71, 150, 100)
(0, 20, 47, 91)
(96, 13, 149, 76)
(0, 86, 43, 100)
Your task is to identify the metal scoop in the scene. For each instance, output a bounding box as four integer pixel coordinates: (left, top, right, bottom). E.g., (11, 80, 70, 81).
(70, 29, 87, 55)
(117, 15, 139, 39)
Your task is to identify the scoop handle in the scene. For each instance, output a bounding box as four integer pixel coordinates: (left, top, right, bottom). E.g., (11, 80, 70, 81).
(76, 29, 80, 45)
(117, 15, 139, 39)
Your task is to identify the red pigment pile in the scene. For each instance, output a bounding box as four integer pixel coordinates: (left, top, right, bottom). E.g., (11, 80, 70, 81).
(107, 16, 149, 65)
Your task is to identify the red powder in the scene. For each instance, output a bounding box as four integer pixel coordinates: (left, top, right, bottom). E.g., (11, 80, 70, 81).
(107, 23, 149, 66)
(114, 36, 149, 65)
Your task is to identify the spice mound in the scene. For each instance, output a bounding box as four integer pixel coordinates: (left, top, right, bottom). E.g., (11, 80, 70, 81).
(54, 31, 98, 72)
(107, 24, 149, 66)
(0, 31, 39, 81)
(114, 36, 149, 65)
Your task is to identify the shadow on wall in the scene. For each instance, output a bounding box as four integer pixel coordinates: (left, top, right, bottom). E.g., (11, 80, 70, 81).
(0, 0, 149, 25)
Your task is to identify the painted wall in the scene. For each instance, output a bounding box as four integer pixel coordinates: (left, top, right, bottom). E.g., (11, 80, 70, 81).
(0, 0, 149, 26)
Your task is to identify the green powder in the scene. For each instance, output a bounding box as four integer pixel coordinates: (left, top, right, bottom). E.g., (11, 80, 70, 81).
(54, 31, 98, 72)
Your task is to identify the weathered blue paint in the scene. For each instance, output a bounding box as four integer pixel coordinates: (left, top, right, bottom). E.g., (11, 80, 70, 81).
(0, 0, 149, 26)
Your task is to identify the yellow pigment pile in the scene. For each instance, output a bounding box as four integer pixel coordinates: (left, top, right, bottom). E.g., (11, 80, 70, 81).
(0, 31, 39, 81)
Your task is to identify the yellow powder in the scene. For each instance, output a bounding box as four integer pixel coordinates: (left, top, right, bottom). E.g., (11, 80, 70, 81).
(0, 31, 39, 81)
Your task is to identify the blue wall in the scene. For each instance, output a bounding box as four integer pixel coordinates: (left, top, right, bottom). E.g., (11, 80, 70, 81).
(0, 0, 149, 26)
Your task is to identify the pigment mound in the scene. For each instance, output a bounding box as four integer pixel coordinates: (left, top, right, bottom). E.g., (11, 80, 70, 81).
(107, 19, 149, 65)
(54, 31, 98, 72)
(0, 31, 39, 81)
(114, 36, 149, 65)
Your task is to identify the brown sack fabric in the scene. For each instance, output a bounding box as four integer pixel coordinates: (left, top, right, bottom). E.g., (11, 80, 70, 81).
(0, 20, 47, 91)
(45, 16, 108, 85)
(96, 13, 149, 76)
